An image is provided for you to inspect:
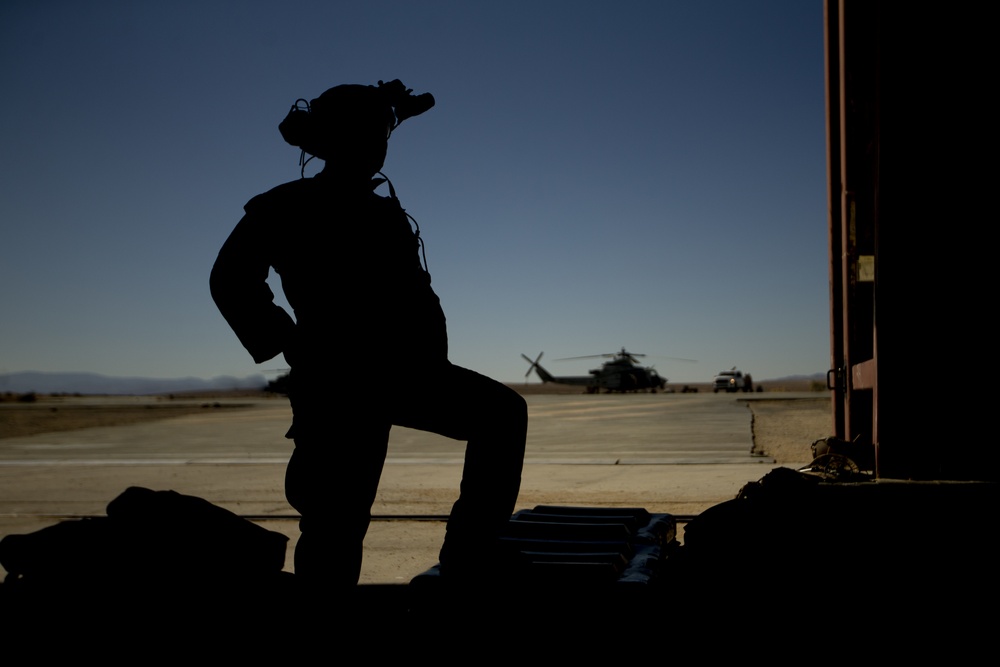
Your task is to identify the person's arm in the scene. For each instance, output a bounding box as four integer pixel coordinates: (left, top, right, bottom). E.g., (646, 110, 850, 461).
(209, 212, 296, 364)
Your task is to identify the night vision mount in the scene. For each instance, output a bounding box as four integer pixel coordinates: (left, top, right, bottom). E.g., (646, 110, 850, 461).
(376, 79, 435, 130)
(277, 78, 434, 175)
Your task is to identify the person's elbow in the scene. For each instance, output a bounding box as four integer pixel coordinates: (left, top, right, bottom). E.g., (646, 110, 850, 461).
(209, 257, 236, 310)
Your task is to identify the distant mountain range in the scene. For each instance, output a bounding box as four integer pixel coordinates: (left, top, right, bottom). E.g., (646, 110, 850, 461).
(0, 371, 268, 396)
(0, 370, 826, 396)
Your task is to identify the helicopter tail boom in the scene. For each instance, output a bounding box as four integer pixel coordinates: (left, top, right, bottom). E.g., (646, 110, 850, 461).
(522, 352, 597, 387)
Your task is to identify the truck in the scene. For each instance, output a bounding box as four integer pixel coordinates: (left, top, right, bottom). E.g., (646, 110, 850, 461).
(712, 368, 753, 393)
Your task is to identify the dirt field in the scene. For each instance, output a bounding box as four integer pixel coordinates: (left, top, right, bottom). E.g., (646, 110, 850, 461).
(0, 395, 258, 439)
(746, 395, 832, 464)
(1, 387, 832, 465)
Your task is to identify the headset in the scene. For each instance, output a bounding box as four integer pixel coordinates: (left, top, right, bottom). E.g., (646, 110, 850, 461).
(278, 78, 434, 170)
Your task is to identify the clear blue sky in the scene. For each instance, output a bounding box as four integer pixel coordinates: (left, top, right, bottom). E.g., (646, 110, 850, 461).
(1, 1, 829, 386)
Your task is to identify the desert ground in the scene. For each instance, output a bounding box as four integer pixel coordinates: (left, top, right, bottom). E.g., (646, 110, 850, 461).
(0, 384, 831, 464)
(0, 385, 833, 590)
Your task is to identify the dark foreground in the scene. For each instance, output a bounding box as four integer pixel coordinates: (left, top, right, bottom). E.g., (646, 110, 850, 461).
(2, 469, 996, 658)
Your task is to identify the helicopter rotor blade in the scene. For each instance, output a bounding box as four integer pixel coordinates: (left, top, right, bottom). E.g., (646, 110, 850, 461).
(551, 348, 696, 368)
(521, 352, 543, 379)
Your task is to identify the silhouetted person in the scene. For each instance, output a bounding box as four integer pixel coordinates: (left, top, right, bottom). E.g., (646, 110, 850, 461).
(210, 79, 527, 591)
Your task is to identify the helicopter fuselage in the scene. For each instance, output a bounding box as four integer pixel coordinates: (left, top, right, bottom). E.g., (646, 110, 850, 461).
(523, 350, 667, 393)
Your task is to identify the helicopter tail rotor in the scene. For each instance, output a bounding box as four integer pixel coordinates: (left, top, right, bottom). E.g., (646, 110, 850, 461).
(522, 352, 553, 383)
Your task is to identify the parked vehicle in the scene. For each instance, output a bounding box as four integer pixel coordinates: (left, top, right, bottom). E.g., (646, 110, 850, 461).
(712, 368, 753, 393)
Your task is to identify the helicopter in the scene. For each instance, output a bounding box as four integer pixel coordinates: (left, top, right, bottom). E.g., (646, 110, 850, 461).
(521, 348, 683, 394)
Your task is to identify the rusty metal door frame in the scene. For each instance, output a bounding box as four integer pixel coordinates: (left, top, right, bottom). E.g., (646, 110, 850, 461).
(825, 0, 878, 465)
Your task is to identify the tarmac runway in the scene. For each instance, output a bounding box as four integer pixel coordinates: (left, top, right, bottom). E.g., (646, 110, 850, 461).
(0, 392, 804, 584)
(4, 392, 997, 656)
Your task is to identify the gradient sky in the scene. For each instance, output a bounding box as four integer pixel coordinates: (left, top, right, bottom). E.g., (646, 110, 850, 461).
(1, 1, 829, 386)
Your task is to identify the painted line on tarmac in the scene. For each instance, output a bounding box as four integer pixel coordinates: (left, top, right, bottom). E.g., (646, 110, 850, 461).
(0, 459, 290, 466)
(0, 455, 774, 466)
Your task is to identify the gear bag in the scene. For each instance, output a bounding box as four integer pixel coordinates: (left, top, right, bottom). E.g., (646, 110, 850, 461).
(0, 486, 288, 586)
